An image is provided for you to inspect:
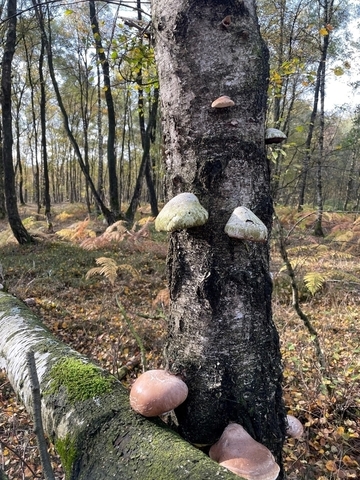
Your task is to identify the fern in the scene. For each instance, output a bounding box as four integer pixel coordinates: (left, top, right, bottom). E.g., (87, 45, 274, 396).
(85, 257, 139, 285)
(303, 272, 326, 295)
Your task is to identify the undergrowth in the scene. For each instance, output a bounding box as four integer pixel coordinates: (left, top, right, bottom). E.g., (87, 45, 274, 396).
(0, 203, 359, 479)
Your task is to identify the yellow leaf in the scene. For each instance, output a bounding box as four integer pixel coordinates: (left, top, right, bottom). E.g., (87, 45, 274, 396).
(333, 66, 344, 76)
(319, 27, 329, 36)
(325, 460, 337, 472)
(342, 455, 359, 467)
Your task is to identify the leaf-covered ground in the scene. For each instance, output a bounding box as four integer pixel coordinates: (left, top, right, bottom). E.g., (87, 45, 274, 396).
(0, 203, 359, 479)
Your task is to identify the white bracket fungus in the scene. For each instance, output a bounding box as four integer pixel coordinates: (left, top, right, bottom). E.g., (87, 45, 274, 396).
(155, 192, 208, 232)
(224, 206, 268, 242)
(265, 128, 287, 144)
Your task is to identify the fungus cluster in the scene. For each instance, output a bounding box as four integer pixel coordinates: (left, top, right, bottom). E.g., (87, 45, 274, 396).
(209, 423, 280, 480)
(155, 192, 208, 232)
(129, 369, 188, 417)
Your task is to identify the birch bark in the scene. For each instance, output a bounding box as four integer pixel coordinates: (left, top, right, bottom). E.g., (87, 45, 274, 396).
(0, 292, 240, 479)
(152, 0, 285, 469)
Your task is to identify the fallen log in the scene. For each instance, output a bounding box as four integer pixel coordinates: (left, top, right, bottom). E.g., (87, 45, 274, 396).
(0, 292, 239, 480)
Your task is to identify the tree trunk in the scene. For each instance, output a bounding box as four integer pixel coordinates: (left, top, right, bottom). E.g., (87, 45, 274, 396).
(0, 291, 240, 480)
(152, 0, 285, 473)
(0, 126, 5, 220)
(1, 0, 33, 244)
(126, 88, 159, 224)
(39, 34, 53, 230)
(89, 0, 120, 218)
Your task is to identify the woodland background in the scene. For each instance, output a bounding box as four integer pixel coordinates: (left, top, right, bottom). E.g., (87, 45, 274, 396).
(0, 0, 360, 478)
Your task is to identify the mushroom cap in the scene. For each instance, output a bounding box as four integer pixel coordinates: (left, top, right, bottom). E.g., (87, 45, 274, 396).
(211, 96, 235, 108)
(209, 424, 280, 480)
(224, 206, 268, 242)
(265, 128, 287, 144)
(155, 192, 208, 232)
(129, 369, 188, 417)
(286, 415, 304, 439)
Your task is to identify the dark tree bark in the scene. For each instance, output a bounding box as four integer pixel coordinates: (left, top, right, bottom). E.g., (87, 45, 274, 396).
(0, 126, 5, 220)
(0, 291, 240, 480)
(38, 32, 53, 230)
(153, 0, 285, 474)
(89, 0, 120, 218)
(126, 88, 159, 224)
(1, 0, 34, 244)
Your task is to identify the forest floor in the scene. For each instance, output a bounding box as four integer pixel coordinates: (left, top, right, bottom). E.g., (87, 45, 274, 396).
(0, 202, 359, 480)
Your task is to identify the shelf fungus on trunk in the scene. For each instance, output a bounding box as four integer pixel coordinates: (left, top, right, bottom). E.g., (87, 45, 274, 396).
(265, 128, 287, 144)
(224, 206, 268, 242)
(211, 95, 235, 108)
(209, 423, 280, 480)
(129, 369, 188, 417)
(155, 192, 208, 232)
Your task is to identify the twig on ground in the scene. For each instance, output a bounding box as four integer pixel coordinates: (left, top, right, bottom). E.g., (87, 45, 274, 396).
(26, 350, 55, 480)
(274, 215, 331, 391)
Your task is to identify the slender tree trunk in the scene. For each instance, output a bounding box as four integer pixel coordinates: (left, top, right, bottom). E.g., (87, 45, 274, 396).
(1, 0, 33, 244)
(39, 34, 52, 230)
(23, 38, 41, 213)
(0, 126, 5, 220)
(89, 0, 120, 218)
(125, 88, 159, 224)
(96, 62, 104, 215)
(153, 0, 285, 473)
(343, 152, 356, 211)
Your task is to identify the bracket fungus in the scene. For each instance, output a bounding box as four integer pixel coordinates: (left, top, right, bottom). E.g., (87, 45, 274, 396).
(286, 415, 304, 439)
(155, 192, 208, 232)
(211, 95, 235, 108)
(209, 423, 280, 480)
(224, 206, 268, 242)
(265, 128, 287, 144)
(129, 369, 188, 417)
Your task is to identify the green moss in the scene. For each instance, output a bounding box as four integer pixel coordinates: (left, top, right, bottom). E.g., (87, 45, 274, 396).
(55, 435, 78, 478)
(46, 357, 114, 402)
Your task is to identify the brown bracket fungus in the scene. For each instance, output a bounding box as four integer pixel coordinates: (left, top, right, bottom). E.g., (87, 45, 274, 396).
(265, 128, 287, 144)
(286, 415, 304, 439)
(224, 206, 268, 242)
(155, 192, 208, 232)
(209, 423, 280, 480)
(211, 95, 235, 108)
(129, 369, 188, 417)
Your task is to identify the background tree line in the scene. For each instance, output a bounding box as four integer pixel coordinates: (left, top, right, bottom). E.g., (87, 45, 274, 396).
(0, 0, 359, 231)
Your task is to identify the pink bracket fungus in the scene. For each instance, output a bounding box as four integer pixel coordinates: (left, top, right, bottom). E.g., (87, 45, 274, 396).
(224, 206, 268, 242)
(265, 128, 287, 144)
(209, 423, 280, 480)
(211, 95, 235, 108)
(129, 369, 188, 417)
(155, 192, 208, 232)
(286, 415, 304, 439)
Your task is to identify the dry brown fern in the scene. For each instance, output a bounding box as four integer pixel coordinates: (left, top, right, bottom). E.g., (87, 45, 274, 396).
(85, 257, 139, 285)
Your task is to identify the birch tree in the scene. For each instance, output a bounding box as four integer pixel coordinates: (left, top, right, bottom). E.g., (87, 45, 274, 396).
(152, 0, 285, 472)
